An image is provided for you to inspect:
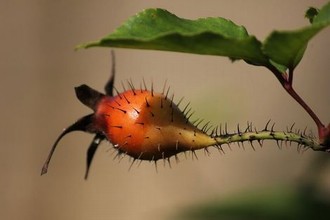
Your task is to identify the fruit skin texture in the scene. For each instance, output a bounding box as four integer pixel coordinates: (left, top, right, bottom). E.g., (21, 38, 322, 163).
(94, 89, 216, 160)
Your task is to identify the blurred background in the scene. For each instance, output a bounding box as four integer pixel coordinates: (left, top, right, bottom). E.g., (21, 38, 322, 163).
(1, 0, 329, 219)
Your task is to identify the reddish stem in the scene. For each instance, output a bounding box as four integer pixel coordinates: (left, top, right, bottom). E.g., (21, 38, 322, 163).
(267, 65, 326, 140)
(288, 68, 294, 85)
(283, 83, 324, 130)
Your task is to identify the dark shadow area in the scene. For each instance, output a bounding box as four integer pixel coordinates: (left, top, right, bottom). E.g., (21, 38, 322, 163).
(176, 154, 330, 220)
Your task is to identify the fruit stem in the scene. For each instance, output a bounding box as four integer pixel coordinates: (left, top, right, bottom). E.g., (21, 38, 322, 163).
(213, 130, 325, 151)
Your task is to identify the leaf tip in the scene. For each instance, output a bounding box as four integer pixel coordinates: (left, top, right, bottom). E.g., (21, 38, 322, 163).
(75, 41, 100, 51)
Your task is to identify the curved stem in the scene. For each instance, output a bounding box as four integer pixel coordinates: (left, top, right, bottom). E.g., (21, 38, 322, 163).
(283, 84, 324, 129)
(266, 65, 324, 134)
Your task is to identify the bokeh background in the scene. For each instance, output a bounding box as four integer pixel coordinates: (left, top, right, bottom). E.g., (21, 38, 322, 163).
(1, 0, 329, 219)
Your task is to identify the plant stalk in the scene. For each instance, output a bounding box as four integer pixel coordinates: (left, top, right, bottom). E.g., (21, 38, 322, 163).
(212, 130, 325, 151)
(266, 65, 325, 139)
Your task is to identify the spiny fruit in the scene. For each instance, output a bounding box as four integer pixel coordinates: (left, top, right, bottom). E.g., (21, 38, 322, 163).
(41, 52, 216, 179)
(41, 52, 322, 179)
(95, 89, 215, 161)
(42, 83, 217, 179)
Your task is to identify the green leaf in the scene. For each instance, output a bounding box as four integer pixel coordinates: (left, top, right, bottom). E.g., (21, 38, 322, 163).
(77, 8, 268, 66)
(263, 2, 330, 71)
(313, 2, 330, 24)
